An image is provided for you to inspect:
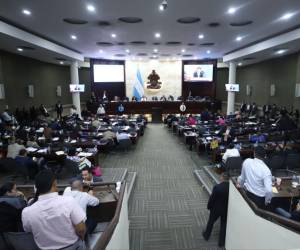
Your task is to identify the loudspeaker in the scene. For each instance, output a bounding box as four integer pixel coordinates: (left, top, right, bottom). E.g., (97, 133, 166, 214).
(28, 85, 34, 98)
(246, 85, 252, 96)
(56, 85, 62, 97)
(295, 83, 300, 97)
(0, 84, 5, 99)
(270, 84, 276, 97)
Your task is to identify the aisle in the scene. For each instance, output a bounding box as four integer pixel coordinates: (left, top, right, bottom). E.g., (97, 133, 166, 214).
(101, 124, 220, 250)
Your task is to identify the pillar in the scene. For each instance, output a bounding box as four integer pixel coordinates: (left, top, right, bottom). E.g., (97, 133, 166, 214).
(227, 61, 237, 115)
(70, 61, 81, 116)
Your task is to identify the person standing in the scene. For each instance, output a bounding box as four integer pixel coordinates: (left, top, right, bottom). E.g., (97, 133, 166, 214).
(55, 101, 63, 120)
(22, 170, 87, 250)
(202, 173, 229, 247)
(237, 146, 272, 209)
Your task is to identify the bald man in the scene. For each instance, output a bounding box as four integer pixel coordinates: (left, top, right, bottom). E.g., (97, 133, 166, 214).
(64, 179, 100, 234)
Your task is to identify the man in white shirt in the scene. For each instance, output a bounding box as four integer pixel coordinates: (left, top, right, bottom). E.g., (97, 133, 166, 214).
(237, 146, 272, 209)
(22, 170, 87, 250)
(97, 104, 105, 116)
(116, 131, 130, 141)
(222, 143, 240, 164)
(7, 138, 25, 159)
(64, 179, 100, 234)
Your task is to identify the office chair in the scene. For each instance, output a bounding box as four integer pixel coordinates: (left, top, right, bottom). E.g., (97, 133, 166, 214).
(4, 232, 39, 250)
(269, 155, 286, 176)
(285, 153, 300, 174)
(118, 138, 132, 151)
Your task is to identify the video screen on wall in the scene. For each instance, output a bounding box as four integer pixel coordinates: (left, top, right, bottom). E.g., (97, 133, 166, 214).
(184, 64, 214, 82)
(93, 64, 125, 82)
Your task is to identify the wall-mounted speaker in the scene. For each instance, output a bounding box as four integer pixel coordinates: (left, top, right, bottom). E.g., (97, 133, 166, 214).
(295, 83, 300, 97)
(56, 85, 62, 97)
(0, 84, 5, 99)
(28, 84, 34, 98)
(246, 85, 252, 96)
(270, 84, 276, 97)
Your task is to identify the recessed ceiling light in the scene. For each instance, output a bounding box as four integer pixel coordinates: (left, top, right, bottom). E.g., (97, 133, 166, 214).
(60, 61, 64, 65)
(275, 49, 287, 55)
(99, 49, 103, 53)
(181, 49, 185, 53)
(280, 12, 295, 20)
(194, 56, 198, 60)
(153, 48, 158, 53)
(238, 62, 243, 66)
(198, 34, 204, 39)
(236, 36, 243, 41)
(17, 48, 23, 52)
(206, 50, 211, 54)
(87, 4, 95, 12)
(126, 49, 130, 53)
(155, 33, 161, 38)
(22, 9, 31, 15)
(132, 56, 136, 60)
(111, 33, 117, 38)
(227, 7, 236, 15)
(71, 35, 77, 40)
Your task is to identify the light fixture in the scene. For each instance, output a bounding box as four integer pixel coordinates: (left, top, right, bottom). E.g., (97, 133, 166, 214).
(206, 50, 211, 54)
(132, 56, 136, 60)
(181, 49, 185, 53)
(126, 49, 130, 53)
(198, 34, 204, 39)
(194, 56, 198, 60)
(227, 7, 236, 15)
(22, 9, 31, 15)
(60, 61, 64, 65)
(238, 62, 243, 66)
(87, 4, 95, 12)
(155, 33, 161, 38)
(17, 48, 23, 52)
(111, 33, 117, 38)
(275, 49, 287, 55)
(280, 12, 295, 20)
(99, 49, 103, 53)
(236, 36, 243, 42)
(71, 35, 77, 40)
(153, 48, 158, 53)
(159, 0, 168, 11)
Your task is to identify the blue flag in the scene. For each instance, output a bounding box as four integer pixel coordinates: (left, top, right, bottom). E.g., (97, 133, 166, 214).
(133, 68, 144, 101)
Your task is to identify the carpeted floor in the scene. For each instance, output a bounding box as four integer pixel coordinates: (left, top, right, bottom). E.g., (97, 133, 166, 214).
(101, 124, 221, 250)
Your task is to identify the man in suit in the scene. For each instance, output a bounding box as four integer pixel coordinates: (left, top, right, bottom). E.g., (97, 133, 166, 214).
(202, 173, 229, 247)
(193, 67, 205, 78)
(55, 101, 63, 120)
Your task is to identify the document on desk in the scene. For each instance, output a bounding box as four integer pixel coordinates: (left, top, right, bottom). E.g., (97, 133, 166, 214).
(55, 151, 65, 156)
(70, 140, 77, 143)
(26, 147, 38, 152)
(52, 137, 59, 142)
(37, 148, 47, 154)
(78, 152, 93, 157)
(272, 187, 279, 194)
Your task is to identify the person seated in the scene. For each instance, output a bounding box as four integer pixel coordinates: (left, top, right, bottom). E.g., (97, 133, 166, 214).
(1, 108, 13, 124)
(276, 199, 300, 222)
(216, 116, 225, 126)
(64, 179, 100, 234)
(132, 96, 137, 102)
(97, 104, 106, 116)
(0, 181, 27, 232)
(44, 125, 53, 140)
(276, 110, 297, 131)
(177, 96, 182, 101)
(222, 143, 240, 164)
(167, 95, 174, 101)
(81, 167, 102, 185)
(22, 170, 87, 250)
(91, 117, 101, 129)
(116, 131, 130, 141)
(141, 95, 147, 101)
(7, 138, 26, 159)
(15, 149, 39, 179)
(123, 96, 130, 102)
(102, 115, 110, 125)
(27, 135, 40, 148)
(39, 104, 49, 117)
(128, 123, 137, 134)
(102, 129, 117, 143)
(160, 95, 167, 101)
(81, 108, 91, 119)
(186, 115, 197, 126)
(201, 109, 210, 121)
(221, 125, 235, 144)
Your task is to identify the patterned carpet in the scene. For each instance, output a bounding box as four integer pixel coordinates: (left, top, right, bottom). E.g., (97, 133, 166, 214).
(100, 124, 221, 250)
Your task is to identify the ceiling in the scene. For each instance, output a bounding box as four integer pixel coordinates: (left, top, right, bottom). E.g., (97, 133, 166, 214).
(1, 0, 300, 65)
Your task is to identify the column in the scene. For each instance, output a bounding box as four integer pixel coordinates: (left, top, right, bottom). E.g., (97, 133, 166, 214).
(227, 61, 237, 115)
(70, 61, 81, 116)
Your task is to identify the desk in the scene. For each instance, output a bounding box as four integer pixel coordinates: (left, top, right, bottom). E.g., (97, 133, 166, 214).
(92, 101, 212, 115)
(272, 178, 300, 198)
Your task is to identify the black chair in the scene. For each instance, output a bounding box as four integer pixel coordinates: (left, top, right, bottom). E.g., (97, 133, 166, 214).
(3, 158, 30, 183)
(118, 138, 132, 151)
(225, 156, 243, 177)
(268, 155, 286, 176)
(0, 202, 23, 233)
(4, 232, 40, 250)
(285, 153, 300, 174)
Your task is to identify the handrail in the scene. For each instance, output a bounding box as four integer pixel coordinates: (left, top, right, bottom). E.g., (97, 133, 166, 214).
(231, 178, 300, 234)
(93, 181, 126, 250)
